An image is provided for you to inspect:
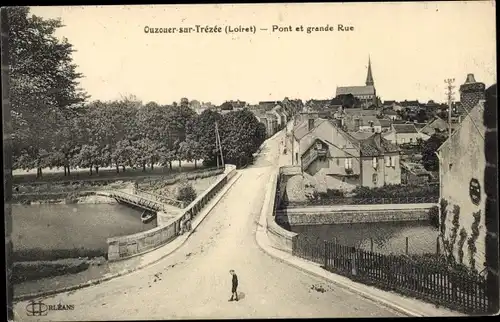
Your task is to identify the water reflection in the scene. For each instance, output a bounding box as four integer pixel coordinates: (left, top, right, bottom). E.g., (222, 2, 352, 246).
(291, 221, 439, 255)
(12, 203, 156, 254)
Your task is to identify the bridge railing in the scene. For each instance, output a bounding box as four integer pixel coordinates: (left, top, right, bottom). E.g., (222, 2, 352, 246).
(134, 189, 185, 209)
(106, 165, 237, 261)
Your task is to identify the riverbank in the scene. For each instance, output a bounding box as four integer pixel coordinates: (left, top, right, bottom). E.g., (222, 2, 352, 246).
(13, 257, 111, 297)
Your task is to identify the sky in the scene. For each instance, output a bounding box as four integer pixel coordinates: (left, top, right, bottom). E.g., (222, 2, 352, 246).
(29, 2, 496, 106)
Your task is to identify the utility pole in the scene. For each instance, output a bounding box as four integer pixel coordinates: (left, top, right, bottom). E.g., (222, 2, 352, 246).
(445, 78, 456, 140)
(215, 121, 224, 169)
(215, 122, 220, 168)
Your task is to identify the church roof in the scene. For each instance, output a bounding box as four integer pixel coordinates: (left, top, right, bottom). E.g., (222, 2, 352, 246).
(366, 57, 374, 86)
(336, 85, 376, 96)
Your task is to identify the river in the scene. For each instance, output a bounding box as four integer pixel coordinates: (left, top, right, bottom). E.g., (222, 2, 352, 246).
(12, 203, 156, 260)
(290, 221, 439, 255)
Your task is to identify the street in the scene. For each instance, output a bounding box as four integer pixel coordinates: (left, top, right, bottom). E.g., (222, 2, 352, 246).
(14, 130, 403, 320)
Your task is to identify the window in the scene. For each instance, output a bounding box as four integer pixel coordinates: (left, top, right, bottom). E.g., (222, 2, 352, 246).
(401, 138, 406, 143)
(372, 157, 378, 169)
(372, 173, 378, 184)
(449, 163, 453, 170)
(336, 158, 340, 166)
(316, 142, 322, 149)
(386, 156, 391, 167)
(344, 158, 353, 169)
(391, 156, 396, 167)
(410, 138, 413, 143)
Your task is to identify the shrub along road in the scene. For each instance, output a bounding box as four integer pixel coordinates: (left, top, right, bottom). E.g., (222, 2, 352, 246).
(13, 131, 403, 320)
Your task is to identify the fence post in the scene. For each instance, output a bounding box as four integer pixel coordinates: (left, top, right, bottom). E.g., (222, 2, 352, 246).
(324, 240, 328, 268)
(436, 236, 440, 257)
(405, 237, 409, 255)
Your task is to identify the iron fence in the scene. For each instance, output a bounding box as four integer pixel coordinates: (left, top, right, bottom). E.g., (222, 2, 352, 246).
(292, 234, 489, 315)
(284, 196, 439, 208)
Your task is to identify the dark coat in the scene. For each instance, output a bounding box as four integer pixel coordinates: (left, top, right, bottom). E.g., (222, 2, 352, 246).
(231, 274, 238, 292)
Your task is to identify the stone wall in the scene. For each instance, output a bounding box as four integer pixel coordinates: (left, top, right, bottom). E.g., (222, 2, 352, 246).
(107, 165, 237, 261)
(265, 168, 297, 253)
(275, 204, 433, 226)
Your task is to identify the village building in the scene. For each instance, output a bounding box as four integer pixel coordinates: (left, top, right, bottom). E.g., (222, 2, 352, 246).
(436, 93, 487, 271)
(419, 116, 449, 137)
(335, 57, 377, 109)
(401, 161, 435, 184)
(292, 117, 401, 190)
(382, 109, 401, 121)
(383, 123, 429, 145)
(378, 119, 392, 132)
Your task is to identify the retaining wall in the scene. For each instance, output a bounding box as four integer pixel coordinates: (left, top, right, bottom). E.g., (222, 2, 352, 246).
(265, 168, 297, 253)
(106, 165, 237, 261)
(275, 204, 435, 226)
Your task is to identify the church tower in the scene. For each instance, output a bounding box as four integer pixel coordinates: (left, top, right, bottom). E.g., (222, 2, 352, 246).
(365, 56, 374, 86)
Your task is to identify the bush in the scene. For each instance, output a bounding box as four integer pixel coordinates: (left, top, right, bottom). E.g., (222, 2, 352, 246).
(12, 261, 90, 284)
(307, 189, 345, 202)
(429, 206, 440, 228)
(13, 247, 107, 262)
(350, 184, 439, 198)
(177, 182, 197, 204)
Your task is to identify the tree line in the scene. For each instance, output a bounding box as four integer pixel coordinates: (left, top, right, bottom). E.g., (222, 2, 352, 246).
(7, 7, 266, 178)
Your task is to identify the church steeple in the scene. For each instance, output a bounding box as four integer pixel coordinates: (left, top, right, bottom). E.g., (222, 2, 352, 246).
(366, 56, 374, 86)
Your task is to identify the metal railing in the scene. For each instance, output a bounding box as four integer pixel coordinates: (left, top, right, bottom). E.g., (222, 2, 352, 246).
(135, 189, 185, 209)
(283, 196, 439, 208)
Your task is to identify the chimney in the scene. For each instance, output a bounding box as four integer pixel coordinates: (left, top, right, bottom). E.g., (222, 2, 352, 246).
(460, 73, 486, 113)
(373, 132, 382, 151)
(308, 118, 315, 131)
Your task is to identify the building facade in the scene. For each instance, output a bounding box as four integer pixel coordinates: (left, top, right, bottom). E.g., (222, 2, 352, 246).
(297, 118, 401, 189)
(437, 99, 487, 271)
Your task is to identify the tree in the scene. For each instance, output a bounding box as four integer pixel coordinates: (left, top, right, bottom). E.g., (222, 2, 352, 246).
(422, 133, 447, 171)
(219, 109, 267, 167)
(187, 109, 222, 166)
(8, 7, 88, 177)
(338, 94, 359, 109)
(220, 101, 234, 111)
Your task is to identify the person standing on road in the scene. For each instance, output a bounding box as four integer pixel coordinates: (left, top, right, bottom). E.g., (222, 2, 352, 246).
(228, 270, 239, 302)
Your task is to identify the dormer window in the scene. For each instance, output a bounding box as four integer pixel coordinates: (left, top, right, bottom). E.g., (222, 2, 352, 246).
(316, 142, 322, 150)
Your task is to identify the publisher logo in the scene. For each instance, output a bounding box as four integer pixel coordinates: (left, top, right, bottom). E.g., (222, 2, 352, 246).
(26, 300, 74, 316)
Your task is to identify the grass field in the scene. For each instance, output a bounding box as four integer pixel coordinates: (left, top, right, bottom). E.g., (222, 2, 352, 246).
(12, 160, 204, 184)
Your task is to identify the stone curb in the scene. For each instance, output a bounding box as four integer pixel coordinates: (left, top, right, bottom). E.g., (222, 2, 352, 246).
(14, 171, 243, 303)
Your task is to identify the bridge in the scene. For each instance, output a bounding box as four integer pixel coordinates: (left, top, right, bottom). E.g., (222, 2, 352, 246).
(100, 190, 182, 214)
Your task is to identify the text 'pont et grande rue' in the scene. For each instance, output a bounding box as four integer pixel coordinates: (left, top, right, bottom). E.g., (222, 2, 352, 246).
(143, 24, 355, 35)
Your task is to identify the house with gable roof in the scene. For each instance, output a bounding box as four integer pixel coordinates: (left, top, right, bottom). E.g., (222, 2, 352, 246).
(383, 123, 430, 145)
(296, 117, 401, 188)
(420, 116, 449, 137)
